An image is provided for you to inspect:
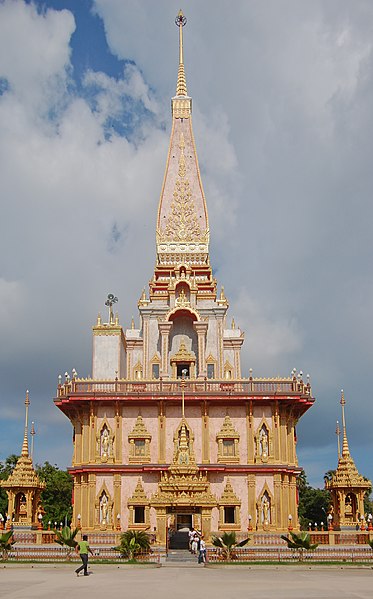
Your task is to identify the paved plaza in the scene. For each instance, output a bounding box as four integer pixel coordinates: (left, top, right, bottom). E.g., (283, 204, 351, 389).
(1, 564, 372, 599)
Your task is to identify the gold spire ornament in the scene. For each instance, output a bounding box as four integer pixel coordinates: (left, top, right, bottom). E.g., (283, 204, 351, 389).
(21, 390, 30, 457)
(335, 420, 341, 459)
(325, 390, 371, 528)
(340, 389, 350, 457)
(175, 10, 187, 97)
(0, 391, 45, 528)
(30, 421, 36, 462)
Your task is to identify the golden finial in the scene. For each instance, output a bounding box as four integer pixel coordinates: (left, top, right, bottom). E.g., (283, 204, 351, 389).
(105, 293, 118, 324)
(97, 312, 101, 325)
(131, 316, 135, 330)
(114, 313, 119, 325)
(340, 389, 350, 457)
(30, 421, 36, 462)
(335, 420, 341, 460)
(175, 10, 188, 96)
(231, 318, 235, 329)
(21, 390, 30, 457)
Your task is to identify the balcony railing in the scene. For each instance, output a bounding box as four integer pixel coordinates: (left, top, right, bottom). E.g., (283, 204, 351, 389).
(56, 377, 312, 400)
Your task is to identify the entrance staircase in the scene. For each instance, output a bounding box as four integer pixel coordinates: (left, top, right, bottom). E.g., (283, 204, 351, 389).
(165, 549, 198, 566)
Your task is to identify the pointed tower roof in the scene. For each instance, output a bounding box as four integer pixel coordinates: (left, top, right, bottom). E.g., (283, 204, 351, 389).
(0, 391, 45, 492)
(326, 391, 370, 490)
(156, 11, 209, 262)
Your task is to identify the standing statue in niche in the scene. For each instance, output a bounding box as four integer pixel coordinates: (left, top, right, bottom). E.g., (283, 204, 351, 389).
(100, 493, 108, 524)
(262, 495, 270, 524)
(259, 427, 269, 457)
(101, 428, 110, 457)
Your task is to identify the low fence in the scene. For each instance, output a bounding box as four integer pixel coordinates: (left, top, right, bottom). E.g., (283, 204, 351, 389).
(207, 546, 373, 563)
(7, 545, 162, 563)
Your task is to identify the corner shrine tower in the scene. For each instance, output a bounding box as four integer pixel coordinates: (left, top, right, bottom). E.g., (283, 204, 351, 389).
(55, 12, 314, 544)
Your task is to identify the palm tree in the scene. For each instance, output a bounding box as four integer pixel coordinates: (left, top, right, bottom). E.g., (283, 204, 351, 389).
(0, 530, 15, 560)
(115, 530, 151, 561)
(54, 526, 79, 559)
(211, 531, 250, 561)
(281, 531, 318, 561)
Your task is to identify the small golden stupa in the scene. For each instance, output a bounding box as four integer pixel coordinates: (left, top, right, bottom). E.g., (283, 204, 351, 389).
(0, 391, 45, 529)
(325, 390, 371, 529)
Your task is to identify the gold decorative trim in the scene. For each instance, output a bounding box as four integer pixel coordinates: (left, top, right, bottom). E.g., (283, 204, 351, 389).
(218, 478, 241, 530)
(216, 415, 240, 464)
(128, 416, 152, 463)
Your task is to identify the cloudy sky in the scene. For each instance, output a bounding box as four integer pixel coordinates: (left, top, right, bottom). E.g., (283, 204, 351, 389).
(0, 0, 372, 489)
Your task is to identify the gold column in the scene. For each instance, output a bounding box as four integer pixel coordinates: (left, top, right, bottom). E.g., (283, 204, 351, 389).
(82, 417, 90, 464)
(73, 475, 82, 525)
(280, 412, 288, 464)
(289, 474, 297, 528)
(74, 419, 83, 466)
(247, 474, 256, 527)
(155, 507, 167, 544)
(193, 322, 208, 378)
(217, 318, 224, 377)
(159, 322, 172, 378)
(201, 401, 210, 463)
(246, 402, 254, 463)
(143, 317, 149, 378)
(280, 475, 286, 530)
(115, 403, 122, 463)
(273, 474, 282, 530)
(89, 403, 96, 464)
(201, 508, 212, 542)
(158, 401, 166, 463)
(113, 474, 121, 525)
(287, 413, 295, 466)
(273, 402, 280, 464)
(88, 473, 96, 529)
(81, 474, 88, 529)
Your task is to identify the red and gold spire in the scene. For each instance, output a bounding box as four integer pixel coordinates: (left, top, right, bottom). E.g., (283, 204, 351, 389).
(153, 11, 214, 301)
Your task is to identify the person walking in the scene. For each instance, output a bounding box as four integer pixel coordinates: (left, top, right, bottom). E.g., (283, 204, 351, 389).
(198, 535, 206, 564)
(75, 534, 94, 577)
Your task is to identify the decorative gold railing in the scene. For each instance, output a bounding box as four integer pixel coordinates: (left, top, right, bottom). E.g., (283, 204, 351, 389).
(56, 377, 312, 399)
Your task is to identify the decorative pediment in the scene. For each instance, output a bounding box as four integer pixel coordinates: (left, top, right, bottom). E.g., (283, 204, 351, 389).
(128, 416, 152, 463)
(219, 478, 241, 506)
(128, 479, 150, 506)
(216, 415, 239, 440)
(129, 416, 152, 440)
(326, 455, 371, 490)
(170, 339, 196, 364)
(1, 456, 45, 491)
(151, 468, 217, 509)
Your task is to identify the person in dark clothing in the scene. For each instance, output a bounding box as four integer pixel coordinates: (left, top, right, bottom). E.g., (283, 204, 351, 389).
(75, 535, 94, 577)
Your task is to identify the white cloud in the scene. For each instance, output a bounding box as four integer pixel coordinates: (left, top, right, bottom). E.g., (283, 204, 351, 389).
(0, 0, 372, 488)
(0, 0, 75, 116)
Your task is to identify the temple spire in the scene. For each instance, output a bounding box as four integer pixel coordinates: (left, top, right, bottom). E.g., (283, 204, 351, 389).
(175, 10, 187, 97)
(340, 389, 350, 457)
(21, 390, 30, 457)
(335, 420, 341, 459)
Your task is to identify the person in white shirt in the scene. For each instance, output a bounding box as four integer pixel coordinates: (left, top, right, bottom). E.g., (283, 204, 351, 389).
(198, 536, 206, 563)
(188, 527, 194, 552)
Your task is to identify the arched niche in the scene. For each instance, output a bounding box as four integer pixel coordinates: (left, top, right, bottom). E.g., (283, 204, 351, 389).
(256, 483, 274, 531)
(95, 483, 113, 530)
(96, 418, 115, 464)
(255, 419, 272, 464)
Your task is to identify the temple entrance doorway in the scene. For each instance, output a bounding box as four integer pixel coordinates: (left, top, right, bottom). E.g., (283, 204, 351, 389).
(176, 513, 193, 530)
(169, 512, 196, 549)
